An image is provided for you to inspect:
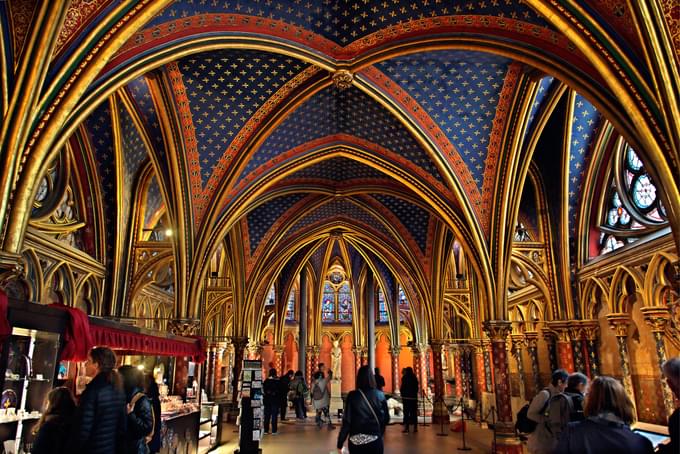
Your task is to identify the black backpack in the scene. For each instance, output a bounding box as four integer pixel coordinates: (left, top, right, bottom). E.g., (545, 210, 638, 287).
(516, 389, 550, 434)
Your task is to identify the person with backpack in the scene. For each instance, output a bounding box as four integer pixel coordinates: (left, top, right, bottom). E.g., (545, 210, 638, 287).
(554, 375, 653, 454)
(526, 369, 569, 454)
(659, 357, 680, 454)
(290, 370, 308, 420)
(564, 372, 588, 422)
(279, 370, 294, 421)
(312, 369, 333, 429)
(119, 366, 153, 454)
(263, 368, 280, 434)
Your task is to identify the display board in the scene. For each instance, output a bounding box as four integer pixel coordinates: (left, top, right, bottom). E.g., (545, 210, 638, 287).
(235, 360, 263, 454)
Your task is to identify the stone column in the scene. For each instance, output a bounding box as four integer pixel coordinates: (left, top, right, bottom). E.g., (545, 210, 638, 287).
(206, 346, 216, 399)
(524, 331, 541, 395)
(306, 345, 319, 385)
(352, 346, 363, 377)
(453, 345, 464, 397)
(298, 271, 308, 374)
(640, 307, 675, 417)
(581, 321, 600, 378)
(366, 273, 376, 371)
(390, 346, 401, 395)
(483, 339, 494, 393)
(412, 346, 423, 394)
(607, 313, 636, 410)
(542, 329, 558, 373)
(569, 323, 587, 374)
(510, 334, 526, 401)
(551, 323, 574, 372)
(472, 341, 486, 420)
(463, 345, 474, 400)
(273, 344, 285, 375)
(484, 321, 522, 454)
(229, 336, 249, 405)
(430, 340, 449, 424)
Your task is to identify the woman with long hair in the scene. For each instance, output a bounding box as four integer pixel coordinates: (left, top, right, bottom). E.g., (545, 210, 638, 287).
(554, 375, 653, 454)
(31, 387, 77, 454)
(337, 365, 390, 454)
(119, 366, 153, 454)
(72, 347, 127, 453)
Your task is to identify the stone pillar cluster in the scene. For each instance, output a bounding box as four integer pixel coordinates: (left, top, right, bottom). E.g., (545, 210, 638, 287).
(390, 346, 401, 395)
(640, 307, 675, 416)
(607, 313, 636, 408)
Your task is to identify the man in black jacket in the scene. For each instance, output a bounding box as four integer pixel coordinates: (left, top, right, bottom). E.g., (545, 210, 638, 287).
(279, 370, 293, 421)
(263, 368, 280, 434)
(72, 347, 127, 454)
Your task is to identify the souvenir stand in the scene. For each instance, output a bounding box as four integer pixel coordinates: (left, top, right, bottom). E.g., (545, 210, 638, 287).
(235, 359, 263, 454)
(84, 316, 207, 454)
(0, 296, 69, 454)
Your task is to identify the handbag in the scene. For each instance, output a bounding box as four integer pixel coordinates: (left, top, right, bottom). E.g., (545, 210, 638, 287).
(348, 390, 381, 446)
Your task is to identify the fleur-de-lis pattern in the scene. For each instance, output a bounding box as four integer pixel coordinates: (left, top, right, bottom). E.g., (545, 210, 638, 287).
(374, 194, 430, 253)
(246, 193, 307, 255)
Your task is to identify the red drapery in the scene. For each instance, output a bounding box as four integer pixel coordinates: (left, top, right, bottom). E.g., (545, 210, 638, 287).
(0, 290, 11, 340)
(90, 324, 206, 363)
(46, 304, 205, 363)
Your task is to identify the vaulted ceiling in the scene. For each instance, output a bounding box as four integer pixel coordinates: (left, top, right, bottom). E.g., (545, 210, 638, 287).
(3, 0, 677, 327)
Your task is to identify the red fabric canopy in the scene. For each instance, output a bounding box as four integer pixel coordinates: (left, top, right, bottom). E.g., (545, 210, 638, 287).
(90, 324, 206, 363)
(0, 290, 11, 340)
(49, 304, 93, 361)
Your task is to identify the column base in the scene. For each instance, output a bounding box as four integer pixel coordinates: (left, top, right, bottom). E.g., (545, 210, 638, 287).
(431, 401, 450, 424)
(492, 433, 523, 454)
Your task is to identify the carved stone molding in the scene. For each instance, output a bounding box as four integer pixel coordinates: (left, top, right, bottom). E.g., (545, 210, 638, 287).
(332, 69, 353, 89)
(483, 320, 512, 341)
(640, 307, 671, 333)
(524, 331, 539, 348)
(547, 321, 571, 342)
(607, 313, 631, 337)
(168, 319, 200, 336)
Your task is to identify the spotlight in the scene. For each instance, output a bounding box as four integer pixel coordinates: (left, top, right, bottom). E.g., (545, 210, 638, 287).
(165, 229, 173, 237)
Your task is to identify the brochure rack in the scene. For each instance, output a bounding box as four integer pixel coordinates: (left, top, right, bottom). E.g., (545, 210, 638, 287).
(234, 360, 262, 454)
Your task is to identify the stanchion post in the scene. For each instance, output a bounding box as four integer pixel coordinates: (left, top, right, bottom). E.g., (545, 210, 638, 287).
(457, 397, 471, 451)
(419, 389, 430, 427)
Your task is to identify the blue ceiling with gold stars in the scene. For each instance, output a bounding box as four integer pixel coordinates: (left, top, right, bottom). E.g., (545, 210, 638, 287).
(144, 174, 164, 230)
(176, 49, 309, 185)
(145, 0, 550, 46)
(246, 193, 307, 254)
(241, 85, 445, 183)
(373, 194, 430, 254)
(284, 156, 387, 182)
(376, 50, 511, 193)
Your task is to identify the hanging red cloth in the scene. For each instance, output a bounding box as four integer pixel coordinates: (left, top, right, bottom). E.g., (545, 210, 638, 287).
(49, 304, 93, 361)
(0, 290, 11, 340)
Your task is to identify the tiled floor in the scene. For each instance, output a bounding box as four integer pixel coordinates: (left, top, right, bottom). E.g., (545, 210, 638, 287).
(215, 417, 496, 453)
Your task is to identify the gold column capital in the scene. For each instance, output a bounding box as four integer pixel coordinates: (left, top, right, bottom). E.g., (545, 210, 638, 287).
(640, 307, 671, 333)
(606, 313, 631, 337)
(524, 331, 539, 348)
(483, 320, 512, 341)
(547, 321, 571, 342)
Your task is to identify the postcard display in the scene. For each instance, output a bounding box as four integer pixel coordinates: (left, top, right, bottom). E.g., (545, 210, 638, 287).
(235, 360, 263, 454)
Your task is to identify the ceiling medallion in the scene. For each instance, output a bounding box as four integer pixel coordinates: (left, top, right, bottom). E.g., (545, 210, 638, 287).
(332, 70, 354, 90)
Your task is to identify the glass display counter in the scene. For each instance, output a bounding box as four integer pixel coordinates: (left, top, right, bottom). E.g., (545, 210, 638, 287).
(0, 327, 60, 454)
(198, 402, 218, 453)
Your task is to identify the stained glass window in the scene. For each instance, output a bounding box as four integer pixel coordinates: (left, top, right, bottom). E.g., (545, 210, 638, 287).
(337, 283, 352, 323)
(286, 289, 296, 321)
(598, 144, 668, 255)
(266, 285, 275, 306)
(322, 282, 335, 322)
(398, 286, 409, 322)
(377, 288, 388, 323)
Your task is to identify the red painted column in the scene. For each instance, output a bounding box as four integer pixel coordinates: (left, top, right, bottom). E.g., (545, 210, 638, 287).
(453, 345, 463, 397)
(229, 336, 249, 406)
(412, 346, 423, 394)
(484, 321, 522, 454)
(306, 346, 318, 384)
(390, 346, 401, 395)
(556, 333, 574, 373)
(213, 347, 223, 396)
(273, 345, 284, 375)
(430, 340, 449, 424)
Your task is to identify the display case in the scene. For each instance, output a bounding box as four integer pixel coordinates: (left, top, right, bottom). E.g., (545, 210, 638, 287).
(0, 327, 60, 453)
(198, 402, 218, 453)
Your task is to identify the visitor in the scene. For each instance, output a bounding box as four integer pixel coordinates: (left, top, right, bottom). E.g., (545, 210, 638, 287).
(312, 369, 333, 429)
(554, 375, 653, 453)
(659, 357, 680, 453)
(263, 368, 280, 435)
(290, 370, 308, 420)
(374, 368, 385, 392)
(400, 367, 418, 433)
(279, 370, 294, 421)
(72, 347, 127, 453)
(526, 368, 568, 454)
(143, 374, 161, 454)
(564, 372, 588, 422)
(337, 365, 389, 454)
(32, 387, 76, 454)
(119, 365, 153, 454)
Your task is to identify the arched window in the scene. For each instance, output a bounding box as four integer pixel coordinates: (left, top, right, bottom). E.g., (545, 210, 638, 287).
(265, 285, 275, 306)
(321, 281, 353, 323)
(398, 285, 409, 322)
(598, 143, 668, 255)
(286, 288, 296, 321)
(377, 288, 388, 323)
